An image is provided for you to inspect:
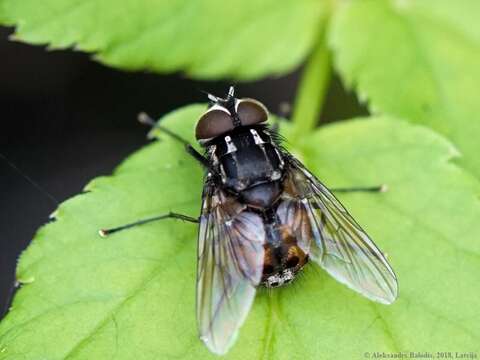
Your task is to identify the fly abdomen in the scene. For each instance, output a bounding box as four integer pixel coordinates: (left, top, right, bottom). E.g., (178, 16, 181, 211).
(261, 241, 309, 288)
(260, 208, 309, 288)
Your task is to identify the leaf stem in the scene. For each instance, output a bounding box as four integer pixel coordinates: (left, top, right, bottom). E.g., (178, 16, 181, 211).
(290, 17, 332, 142)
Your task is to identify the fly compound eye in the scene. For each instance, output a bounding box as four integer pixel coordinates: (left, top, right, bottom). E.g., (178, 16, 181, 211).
(236, 98, 269, 126)
(195, 108, 234, 143)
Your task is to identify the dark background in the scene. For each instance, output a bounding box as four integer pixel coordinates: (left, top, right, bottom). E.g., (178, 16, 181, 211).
(0, 26, 367, 316)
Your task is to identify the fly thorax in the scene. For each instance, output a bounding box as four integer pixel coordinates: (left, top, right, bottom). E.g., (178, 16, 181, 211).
(213, 127, 285, 193)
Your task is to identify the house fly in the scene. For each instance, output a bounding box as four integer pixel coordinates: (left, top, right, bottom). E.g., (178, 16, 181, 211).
(100, 87, 398, 355)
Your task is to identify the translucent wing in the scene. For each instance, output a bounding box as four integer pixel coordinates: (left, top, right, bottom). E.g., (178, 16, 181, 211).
(283, 156, 398, 304)
(196, 178, 265, 354)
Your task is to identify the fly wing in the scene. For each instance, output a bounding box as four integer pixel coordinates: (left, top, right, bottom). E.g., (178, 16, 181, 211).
(196, 178, 266, 354)
(284, 156, 398, 304)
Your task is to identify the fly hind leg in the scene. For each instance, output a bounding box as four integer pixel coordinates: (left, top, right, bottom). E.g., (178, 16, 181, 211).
(99, 212, 198, 237)
(138, 112, 209, 168)
(331, 184, 388, 193)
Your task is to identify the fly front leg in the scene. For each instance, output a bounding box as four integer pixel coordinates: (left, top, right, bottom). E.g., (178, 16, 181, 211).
(138, 112, 210, 168)
(331, 184, 388, 193)
(99, 212, 199, 237)
(98, 113, 207, 237)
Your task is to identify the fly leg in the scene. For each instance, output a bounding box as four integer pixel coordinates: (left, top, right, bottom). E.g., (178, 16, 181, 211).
(331, 185, 388, 193)
(98, 113, 204, 237)
(99, 212, 199, 237)
(138, 112, 209, 168)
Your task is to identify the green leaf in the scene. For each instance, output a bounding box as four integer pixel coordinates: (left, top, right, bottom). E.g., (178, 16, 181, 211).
(329, 0, 480, 179)
(1, 105, 479, 359)
(0, 0, 325, 80)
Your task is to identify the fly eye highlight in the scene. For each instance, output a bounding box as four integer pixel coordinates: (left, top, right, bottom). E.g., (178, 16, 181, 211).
(195, 109, 234, 142)
(236, 98, 268, 126)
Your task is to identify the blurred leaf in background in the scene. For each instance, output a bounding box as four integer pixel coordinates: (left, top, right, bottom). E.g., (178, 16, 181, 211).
(0, 0, 325, 80)
(330, 0, 480, 181)
(0, 106, 478, 359)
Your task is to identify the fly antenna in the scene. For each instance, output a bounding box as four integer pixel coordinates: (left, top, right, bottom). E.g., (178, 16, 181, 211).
(201, 87, 236, 106)
(207, 93, 220, 103)
(227, 86, 235, 99)
(199, 90, 221, 104)
(225, 85, 241, 127)
(202, 86, 239, 126)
